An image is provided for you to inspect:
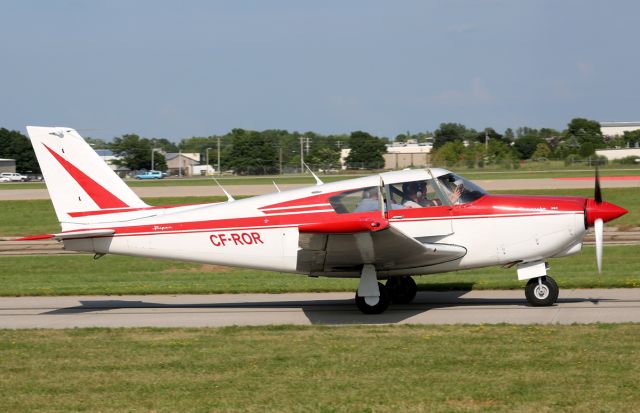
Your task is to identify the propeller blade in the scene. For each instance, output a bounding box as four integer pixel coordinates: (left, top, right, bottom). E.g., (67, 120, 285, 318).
(595, 218, 603, 273)
(594, 161, 602, 203)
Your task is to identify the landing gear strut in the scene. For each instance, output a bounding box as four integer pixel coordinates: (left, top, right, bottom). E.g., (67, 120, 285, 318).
(355, 264, 390, 314)
(517, 261, 559, 307)
(524, 276, 559, 307)
(386, 276, 417, 304)
(355, 282, 389, 314)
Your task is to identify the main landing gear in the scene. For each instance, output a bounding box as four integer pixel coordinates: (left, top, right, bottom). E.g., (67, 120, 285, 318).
(518, 261, 559, 307)
(355, 265, 418, 314)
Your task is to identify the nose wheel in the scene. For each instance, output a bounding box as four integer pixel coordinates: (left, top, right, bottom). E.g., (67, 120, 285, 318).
(524, 276, 559, 306)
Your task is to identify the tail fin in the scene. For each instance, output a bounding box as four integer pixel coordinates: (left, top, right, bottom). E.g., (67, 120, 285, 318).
(26, 126, 148, 225)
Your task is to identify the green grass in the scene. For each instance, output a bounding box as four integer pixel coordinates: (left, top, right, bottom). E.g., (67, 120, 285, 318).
(0, 245, 638, 296)
(0, 187, 636, 237)
(1, 325, 639, 412)
(1, 166, 638, 189)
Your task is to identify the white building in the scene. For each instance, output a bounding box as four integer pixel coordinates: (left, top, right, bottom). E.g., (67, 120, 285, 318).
(596, 148, 640, 161)
(600, 121, 640, 137)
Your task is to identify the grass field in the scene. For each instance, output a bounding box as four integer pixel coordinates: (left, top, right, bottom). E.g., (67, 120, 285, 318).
(0, 188, 637, 237)
(1, 166, 638, 190)
(1, 324, 638, 412)
(0, 245, 638, 296)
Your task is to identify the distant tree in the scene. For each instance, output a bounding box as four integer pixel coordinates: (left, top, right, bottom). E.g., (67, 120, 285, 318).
(308, 145, 341, 171)
(84, 137, 110, 149)
(516, 126, 540, 138)
(474, 128, 504, 145)
(539, 128, 560, 140)
(394, 133, 408, 143)
(151, 138, 178, 153)
(514, 136, 544, 159)
(433, 123, 477, 149)
(564, 118, 604, 156)
(622, 130, 640, 147)
(432, 141, 466, 166)
(226, 129, 277, 175)
(111, 134, 166, 171)
(305, 134, 341, 171)
(463, 142, 486, 168)
(485, 139, 518, 166)
(504, 128, 515, 141)
(0, 128, 40, 173)
(345, 131, 386, 169)
(531, 143, 552, 160)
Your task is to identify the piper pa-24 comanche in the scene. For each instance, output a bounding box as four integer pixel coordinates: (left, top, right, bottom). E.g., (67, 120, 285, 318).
(21, 127, 628, 314)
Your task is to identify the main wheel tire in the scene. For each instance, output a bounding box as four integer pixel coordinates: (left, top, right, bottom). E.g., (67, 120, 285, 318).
(525, 276, 559, 307)
(355, 282, 390, 314)
(386, 276, 417, 304)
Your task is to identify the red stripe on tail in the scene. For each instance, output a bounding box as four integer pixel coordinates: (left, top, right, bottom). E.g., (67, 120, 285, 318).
(43, 143, 129, 209)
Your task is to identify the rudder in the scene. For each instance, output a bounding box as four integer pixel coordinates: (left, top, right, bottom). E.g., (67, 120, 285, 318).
(26, 126, 148, 226)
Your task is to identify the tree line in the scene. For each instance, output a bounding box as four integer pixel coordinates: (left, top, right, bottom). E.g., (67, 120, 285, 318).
(1, 117, 638, 175)
(429, 118, 640, 168)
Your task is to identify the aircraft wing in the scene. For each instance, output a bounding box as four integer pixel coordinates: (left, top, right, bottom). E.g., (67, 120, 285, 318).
(297, 225, 466, 275)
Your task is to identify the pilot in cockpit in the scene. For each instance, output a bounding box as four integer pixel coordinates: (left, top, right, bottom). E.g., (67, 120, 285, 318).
(402, 182, 422, 208)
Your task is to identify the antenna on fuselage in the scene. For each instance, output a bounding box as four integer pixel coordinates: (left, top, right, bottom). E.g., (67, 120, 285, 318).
(211, 176, 235, 202)
(303, 163, 323, 185)
(272, 181, 281, 193)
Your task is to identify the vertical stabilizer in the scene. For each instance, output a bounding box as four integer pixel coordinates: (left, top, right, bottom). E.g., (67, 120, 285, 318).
(26, 126, 148, 226)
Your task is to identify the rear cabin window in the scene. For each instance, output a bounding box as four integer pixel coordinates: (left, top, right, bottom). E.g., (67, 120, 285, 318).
(329, 186, 381, 214)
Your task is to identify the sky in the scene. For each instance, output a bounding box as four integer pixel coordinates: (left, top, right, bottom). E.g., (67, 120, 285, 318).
(2, 0, 639, 141)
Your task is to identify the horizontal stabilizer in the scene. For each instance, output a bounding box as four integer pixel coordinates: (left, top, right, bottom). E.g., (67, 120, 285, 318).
(16, 229, 115, 241)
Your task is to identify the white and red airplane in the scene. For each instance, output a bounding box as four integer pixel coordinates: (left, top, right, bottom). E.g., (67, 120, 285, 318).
(20, 126, 628, 314)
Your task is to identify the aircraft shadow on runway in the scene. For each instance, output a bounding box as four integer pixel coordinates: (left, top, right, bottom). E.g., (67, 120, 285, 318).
(42, 290, 611, 325)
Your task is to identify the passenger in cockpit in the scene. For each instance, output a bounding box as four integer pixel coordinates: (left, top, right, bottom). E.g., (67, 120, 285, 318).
(354, 188, 381, 212)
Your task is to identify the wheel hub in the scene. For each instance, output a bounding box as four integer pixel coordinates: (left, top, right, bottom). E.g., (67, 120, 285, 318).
(534, 284, 550, 300)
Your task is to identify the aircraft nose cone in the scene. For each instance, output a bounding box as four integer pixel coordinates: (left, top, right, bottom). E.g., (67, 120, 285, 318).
(586, 199, 628, 227)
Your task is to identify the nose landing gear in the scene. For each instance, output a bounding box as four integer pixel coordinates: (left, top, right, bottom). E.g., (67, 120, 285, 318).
(524, 276, 559, 307)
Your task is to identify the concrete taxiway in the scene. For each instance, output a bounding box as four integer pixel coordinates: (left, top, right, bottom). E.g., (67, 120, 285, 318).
(1, 289, 639, 328)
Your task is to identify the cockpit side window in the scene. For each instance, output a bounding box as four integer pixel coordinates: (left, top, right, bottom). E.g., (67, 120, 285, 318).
(329, 186, 381, 214)
(386, 179, 446, 209)
(436, 173, 487, 205)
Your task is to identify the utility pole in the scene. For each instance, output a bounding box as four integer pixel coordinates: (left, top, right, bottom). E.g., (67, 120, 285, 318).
(305, 137, 310, 155)
(279, 147, 283, 175)
(299, 136, 304, 173)
(217, 137, 221, 175)
(206, 147, 212, 176)
(151, 148, 160, 171)
(178, 150, 182, 178)
(485, 130, 489, 151)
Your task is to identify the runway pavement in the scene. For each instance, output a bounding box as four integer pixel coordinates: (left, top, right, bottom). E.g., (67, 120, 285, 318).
(1, 289, 639, 328)
(1, 177, 639, 200)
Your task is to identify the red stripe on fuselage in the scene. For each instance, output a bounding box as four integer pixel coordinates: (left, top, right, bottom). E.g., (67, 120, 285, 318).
(43, 144, 128, 209)
(53, 194, 588, 237)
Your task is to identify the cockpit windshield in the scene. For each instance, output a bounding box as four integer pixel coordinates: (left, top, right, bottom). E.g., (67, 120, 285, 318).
(436, 173, 487, 205)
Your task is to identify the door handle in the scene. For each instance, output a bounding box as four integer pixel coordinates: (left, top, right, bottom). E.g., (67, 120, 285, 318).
(391, 215, 404, 219)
